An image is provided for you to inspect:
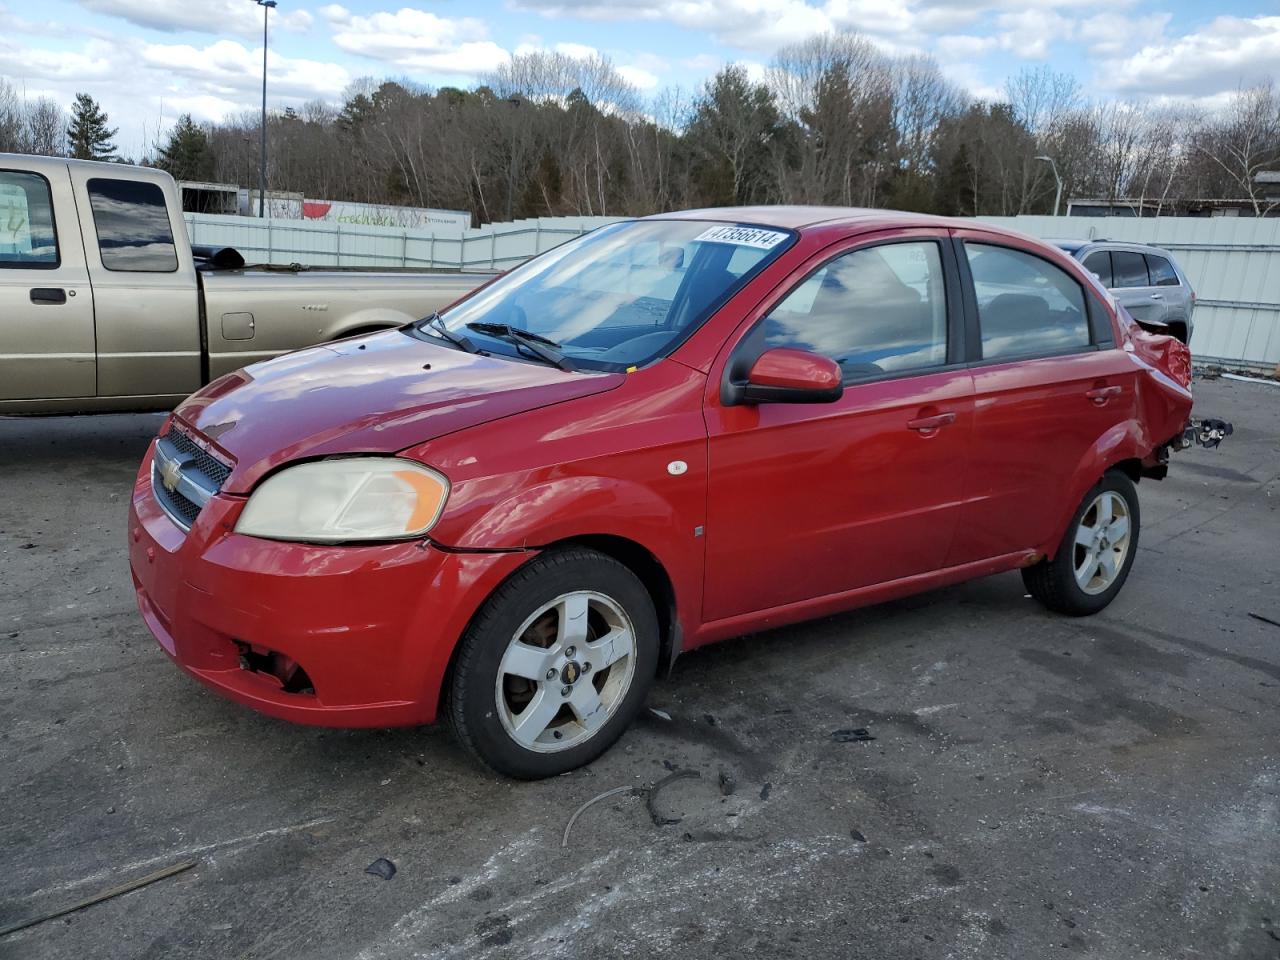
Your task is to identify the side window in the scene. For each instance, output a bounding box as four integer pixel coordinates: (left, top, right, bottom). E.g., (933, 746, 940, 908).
(1145, 254, 1180, 287)
(1081, 250, 1112, 287)
(1111, 250, 1149, 288)
(965, 243, 1091, 360)
(86, 178, 178, 272)
(0, 171, 59, 268)
(758, 241, 948, 381)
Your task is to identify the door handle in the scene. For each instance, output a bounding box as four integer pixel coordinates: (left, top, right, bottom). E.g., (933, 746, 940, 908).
(1150, 293, 1163, 300)
(30, 288, 67, 305)
(907, 412, 957, 432)
(1085, 385, 1122, 405)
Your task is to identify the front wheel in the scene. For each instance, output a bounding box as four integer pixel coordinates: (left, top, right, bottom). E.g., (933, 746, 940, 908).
(1023, 471, 1140, 616)
(446, 548, 658, 778)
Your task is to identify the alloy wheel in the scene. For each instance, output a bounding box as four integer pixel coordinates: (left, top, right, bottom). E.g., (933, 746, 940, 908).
(494, 591, 636, 753)
(1072, 490, 1132, 595)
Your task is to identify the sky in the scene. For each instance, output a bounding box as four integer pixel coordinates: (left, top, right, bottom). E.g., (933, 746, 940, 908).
(2, 0, 1278, 159)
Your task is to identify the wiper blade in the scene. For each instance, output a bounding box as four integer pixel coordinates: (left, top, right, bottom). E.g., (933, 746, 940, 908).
(420, 313, 477, 353)
(465, 322, 573, 371)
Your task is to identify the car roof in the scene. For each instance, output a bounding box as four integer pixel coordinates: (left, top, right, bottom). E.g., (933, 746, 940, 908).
(644, 205, 958, 232)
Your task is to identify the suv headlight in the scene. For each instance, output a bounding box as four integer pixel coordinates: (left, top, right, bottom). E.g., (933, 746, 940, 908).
(235, 458, 449, 543)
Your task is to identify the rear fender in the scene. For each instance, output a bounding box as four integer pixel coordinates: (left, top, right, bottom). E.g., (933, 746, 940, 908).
(325, 307, 418, 340)
(1046, 419, 1149, 558)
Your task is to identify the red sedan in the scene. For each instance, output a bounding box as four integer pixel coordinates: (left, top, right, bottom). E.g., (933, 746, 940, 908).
(128, 208, 1194, 778)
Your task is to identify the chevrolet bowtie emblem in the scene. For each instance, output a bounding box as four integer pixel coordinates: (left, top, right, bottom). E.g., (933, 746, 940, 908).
(159, 457, 182, 493)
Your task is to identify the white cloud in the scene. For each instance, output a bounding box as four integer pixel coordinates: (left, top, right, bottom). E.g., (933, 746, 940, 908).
(326, 7, 511, 74)
(1103, 15, 1280, 98)
(1077, 11, 1172, 57)
(77, 0, 313, 37)
(994, 8, 1074, 59)
(617, 64, 659, 90)
(141, 39, 350, 101)
(935, 34, 996, 59)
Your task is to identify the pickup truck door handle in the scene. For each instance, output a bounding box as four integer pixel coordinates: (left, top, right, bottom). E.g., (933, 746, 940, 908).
(30, 287, 67, 305)
(907, 411, 957, 432)
(1085, 385, 1123, 405)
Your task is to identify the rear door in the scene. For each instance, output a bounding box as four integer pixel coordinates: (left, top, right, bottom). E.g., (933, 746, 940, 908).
(947, 230, 1136, 564)
(702, 231, 974, 622)
(1108, 248, 1167, 324)
(0, 164, 96, 400)
(68, 171, 201, 399)
(1143, 252, 1190, 337)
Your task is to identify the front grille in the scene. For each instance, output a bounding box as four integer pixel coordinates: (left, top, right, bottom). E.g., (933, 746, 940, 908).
(165, 429, 231, 487)
(151, 427, 232, 532)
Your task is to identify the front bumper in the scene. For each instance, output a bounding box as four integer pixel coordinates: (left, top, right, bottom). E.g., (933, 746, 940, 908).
(128, 443, 531, 727)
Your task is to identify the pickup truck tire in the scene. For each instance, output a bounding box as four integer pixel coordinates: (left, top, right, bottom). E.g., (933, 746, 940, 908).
(1023, 471, 1140, 617)
(447, 548, 659, 779)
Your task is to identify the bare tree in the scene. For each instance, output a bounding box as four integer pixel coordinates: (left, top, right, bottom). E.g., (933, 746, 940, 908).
(1194, 81, 1280, 215)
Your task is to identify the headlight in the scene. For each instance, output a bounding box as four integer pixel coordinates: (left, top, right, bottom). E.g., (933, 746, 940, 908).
(235, 458, 449, 543)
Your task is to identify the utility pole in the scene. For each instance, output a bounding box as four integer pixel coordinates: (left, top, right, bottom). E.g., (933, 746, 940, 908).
(1035, 155, 1063, 217)
(256, 0, 277, 218)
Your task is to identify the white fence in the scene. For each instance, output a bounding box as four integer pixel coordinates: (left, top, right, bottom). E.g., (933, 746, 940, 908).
(184, 213, 618, 272)
(185, 211, 1280, 371)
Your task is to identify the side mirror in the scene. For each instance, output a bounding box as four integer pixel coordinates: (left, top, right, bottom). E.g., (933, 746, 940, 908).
(729, 347, 843, 405)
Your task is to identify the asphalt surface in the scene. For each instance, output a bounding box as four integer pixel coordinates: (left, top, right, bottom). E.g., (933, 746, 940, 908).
(2, 376, 1278, 960)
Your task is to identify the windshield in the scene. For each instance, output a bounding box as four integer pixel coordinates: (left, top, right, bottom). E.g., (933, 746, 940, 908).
(425, 219, 795, 371)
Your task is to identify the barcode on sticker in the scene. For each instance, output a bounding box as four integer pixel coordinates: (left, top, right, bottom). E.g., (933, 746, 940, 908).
(693, 225, 789, 249)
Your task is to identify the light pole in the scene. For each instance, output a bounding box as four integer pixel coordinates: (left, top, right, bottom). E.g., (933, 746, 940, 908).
(1035, 154, 1063, 217)
(504, 97, 521, 222)
(255, 0, 277, 218)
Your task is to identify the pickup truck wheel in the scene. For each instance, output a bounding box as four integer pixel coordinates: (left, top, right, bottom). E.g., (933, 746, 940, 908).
(1023, 471, 1140, 616)
(447, 548, 658, 779)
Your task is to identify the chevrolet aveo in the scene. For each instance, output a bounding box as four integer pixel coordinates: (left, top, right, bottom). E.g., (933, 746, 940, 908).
(129, 208, 1194, 778)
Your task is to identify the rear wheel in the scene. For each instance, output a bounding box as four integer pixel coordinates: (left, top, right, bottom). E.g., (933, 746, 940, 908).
(447, 548, 658, 778)
(1023, 471, 1140, 616)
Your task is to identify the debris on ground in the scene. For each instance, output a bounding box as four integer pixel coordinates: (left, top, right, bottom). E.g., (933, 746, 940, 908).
(703, 714, 717, 726)
(850, 829, 867, 842)
(760, 782, 772, 801)
(648, 708, 672, 722)
(0, 859, 197, 938)
(365, 858, 397, 880)
(647, 770, 701, 826)
(1248, 612, 1280, 629)
(561, 786, 639, 848)
(717, 770, 737, 796)
(831, 728, 876, 742)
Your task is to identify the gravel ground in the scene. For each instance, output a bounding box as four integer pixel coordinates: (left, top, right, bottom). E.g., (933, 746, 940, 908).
(1, 375, 1277, 960)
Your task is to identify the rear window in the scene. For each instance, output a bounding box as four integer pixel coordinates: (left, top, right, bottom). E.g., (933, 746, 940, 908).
(0, 170, 59, 268)
(1111, 250, 1149, 288)
(966, 243, 1091, 360)
(1145, 254, 1180, 287)
(87, 178, 178, 273)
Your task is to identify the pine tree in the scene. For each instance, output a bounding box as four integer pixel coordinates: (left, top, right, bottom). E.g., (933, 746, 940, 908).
(155, 114, 214, 182)
(66, 93, 117, 161)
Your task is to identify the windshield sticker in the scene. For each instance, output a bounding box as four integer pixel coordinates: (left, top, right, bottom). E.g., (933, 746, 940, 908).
(693, 225, 789, 250)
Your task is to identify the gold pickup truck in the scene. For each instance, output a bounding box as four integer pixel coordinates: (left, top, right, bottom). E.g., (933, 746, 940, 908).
(1, 155, 488, 414)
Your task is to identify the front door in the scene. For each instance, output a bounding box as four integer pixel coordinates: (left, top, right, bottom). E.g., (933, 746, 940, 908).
(0, 165, 96, 400)
(702, 233, 974, 623)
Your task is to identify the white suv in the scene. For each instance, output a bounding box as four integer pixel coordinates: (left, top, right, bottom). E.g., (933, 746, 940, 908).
(1052, 240, 1196, 344)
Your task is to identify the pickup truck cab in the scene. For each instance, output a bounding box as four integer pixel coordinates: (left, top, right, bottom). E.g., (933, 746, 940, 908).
(0, 154, 484, 414)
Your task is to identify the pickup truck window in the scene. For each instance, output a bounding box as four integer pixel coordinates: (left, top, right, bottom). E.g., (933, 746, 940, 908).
(86, 178, 178, 273)
(0, 170, 59, 268)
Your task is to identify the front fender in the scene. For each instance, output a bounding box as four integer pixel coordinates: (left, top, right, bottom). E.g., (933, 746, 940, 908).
(435, 474, 705, 640)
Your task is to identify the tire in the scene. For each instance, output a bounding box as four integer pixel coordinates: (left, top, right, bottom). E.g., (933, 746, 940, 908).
(446, 547, 659, 779)
(1023, 471, 1140, 617)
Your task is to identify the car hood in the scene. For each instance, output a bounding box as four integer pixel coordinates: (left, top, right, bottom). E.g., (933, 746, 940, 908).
(173, 330, 623, 494)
